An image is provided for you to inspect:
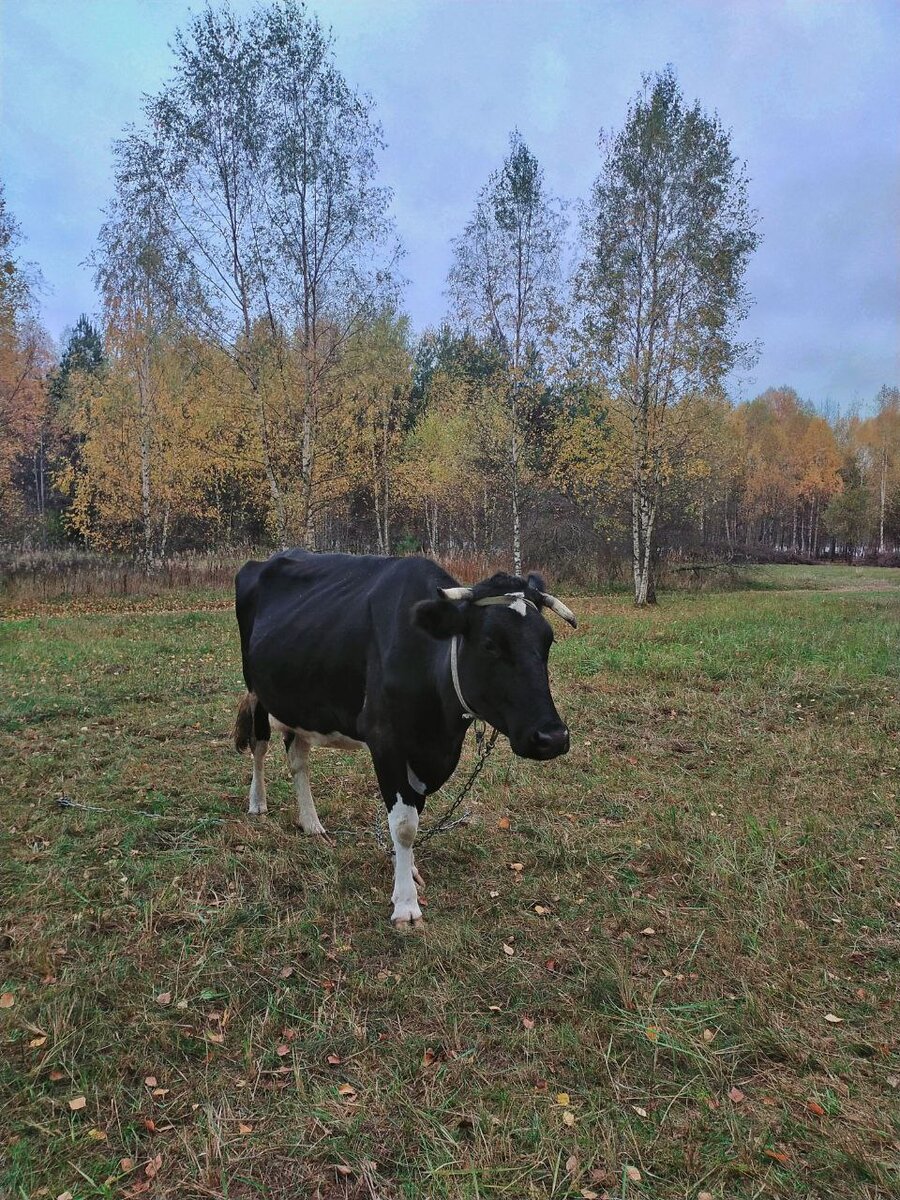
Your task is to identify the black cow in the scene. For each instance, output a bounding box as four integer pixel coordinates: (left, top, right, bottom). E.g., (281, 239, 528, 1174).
(234, 550, 576, 927)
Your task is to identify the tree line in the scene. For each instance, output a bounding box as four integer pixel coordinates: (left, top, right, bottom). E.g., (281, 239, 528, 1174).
(1, 2, 897, 603)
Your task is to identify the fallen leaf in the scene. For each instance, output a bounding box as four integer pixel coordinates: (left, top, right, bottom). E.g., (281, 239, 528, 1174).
(489, 890, 500, 898)
(497, 817, 510, 830)
(279, 966, 294, 979)
(556, 1092, 571, 1106)
(326, 1053, 342, 1065)
(334, 1164, 353, 1177)
(144, 1076, 157, 1088)
(68, 1096, 87, 1111)
(632, 1104, 648, 1117)
(86, 1128, 107, 1141)
(509, 862, 524, 873)
(562, 1110, 576, 1126)
(0, 993, 14, 1009)
(565, 1154, 578, 1174)
(640, 927, 655, 936)
(120, 1158, 135, 1171)
(49, 1069, 65, 1082)
(502, 943, 515, 956)
(645, 1026, 659, 1042)
(824, 1013, 843, 1024)
(534, 904, 550, 915)
(155, 992, 171, 1007)
(29, 1035, 47, 1048)
(151, 1088, 169, 1098)
(144, 1153, 162, 1178)
(764, 1148, 789, 1164)
(238, 1123, 253, 1135)
(729, 1086, 745, 1103)
(276, 1044, 290, 1056)
(698, 1192, 714, 1200)
(488, 1004, 503, 1011)
(581, 1191, 599, 1200)
(422, 1048, 436, 1067)
(338, 1083, 357, 1099)
(206, 1031, 224, 1044)
(522, 1016, 535, 1030)
(702, 1028, 716, 1043)
(806, 1099, 826, 1116)
(625, 1165, 642, 1182)
(56, 1192, 73, 1200)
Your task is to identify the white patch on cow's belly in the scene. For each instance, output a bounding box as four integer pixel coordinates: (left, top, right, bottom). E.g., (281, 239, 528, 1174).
(270, 716, 365, 751)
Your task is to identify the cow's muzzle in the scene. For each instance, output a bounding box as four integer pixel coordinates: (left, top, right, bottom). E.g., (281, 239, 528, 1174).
(520, 723, 570, 761)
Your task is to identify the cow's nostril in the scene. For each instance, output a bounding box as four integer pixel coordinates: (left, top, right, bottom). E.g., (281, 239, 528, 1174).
(528, 725, 569, 758)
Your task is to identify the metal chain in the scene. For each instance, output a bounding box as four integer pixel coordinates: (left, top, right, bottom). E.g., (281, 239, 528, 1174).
(416, 721, 500, 845)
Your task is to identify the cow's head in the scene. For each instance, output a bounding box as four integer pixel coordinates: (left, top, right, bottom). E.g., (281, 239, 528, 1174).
(412, 572, 575, 760)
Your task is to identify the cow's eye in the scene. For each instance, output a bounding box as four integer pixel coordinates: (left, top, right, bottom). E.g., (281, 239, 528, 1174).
(482, 636, 503, 659)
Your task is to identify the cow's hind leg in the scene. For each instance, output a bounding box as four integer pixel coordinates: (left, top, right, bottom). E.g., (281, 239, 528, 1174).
(246, 697, 271, 816)
(284, 733, 327, 836)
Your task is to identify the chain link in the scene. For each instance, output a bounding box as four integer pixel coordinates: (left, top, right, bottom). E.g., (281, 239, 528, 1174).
(416, 720, 500, 844)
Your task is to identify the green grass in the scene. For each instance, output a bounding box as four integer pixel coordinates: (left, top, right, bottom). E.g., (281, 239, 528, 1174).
(1, 566, 898, 1199)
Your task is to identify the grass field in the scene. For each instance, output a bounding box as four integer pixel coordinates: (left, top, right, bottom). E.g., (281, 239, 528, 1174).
(1, 565, 897, 1200)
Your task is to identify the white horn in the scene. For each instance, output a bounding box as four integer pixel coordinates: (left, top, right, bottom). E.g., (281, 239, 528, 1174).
(540, 592, 577, 628)
(440, 586, 474, 601)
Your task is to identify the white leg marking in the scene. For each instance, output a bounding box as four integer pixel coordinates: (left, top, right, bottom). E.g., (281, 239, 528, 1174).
(248, 740, 269, 815)
(287, 738, 326, 836)
(389, 795, 422, 927)
(406, 763, 427, 795)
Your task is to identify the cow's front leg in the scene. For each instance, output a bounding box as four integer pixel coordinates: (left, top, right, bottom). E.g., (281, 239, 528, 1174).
(387, 793, 423, 928)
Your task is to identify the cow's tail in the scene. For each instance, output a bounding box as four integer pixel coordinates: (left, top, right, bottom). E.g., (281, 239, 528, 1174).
(233, 692, 255, 753)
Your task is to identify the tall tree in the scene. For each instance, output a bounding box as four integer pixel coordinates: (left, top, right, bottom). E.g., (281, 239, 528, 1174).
(576, 67, 759, 604)
(448, 131, 566, 572)
(858, 386, 900, 553)
(0, 180, 52, 537)
(108, 0, 398, 548)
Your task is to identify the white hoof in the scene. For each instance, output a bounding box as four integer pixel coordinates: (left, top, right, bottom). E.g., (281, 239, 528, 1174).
(390, 899, 424, 929)
(248, 805, 268, 816)
(296, 817, 328, 838)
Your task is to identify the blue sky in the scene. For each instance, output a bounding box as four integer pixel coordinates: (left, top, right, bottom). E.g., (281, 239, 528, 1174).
(1, 0, 897, 409)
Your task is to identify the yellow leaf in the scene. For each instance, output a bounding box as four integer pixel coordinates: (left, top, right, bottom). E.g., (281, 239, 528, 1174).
(86, 1128, 107, 1141)
(556, 1092, 571, 1106)
(29, 1035, 47, 1048)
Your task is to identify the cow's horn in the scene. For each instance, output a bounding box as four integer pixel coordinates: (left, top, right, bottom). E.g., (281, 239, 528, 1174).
(540, 592, 578, 628)
(440, 586, 474, 601)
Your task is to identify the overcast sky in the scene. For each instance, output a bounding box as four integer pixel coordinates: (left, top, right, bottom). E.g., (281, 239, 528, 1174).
(1, 0, 897, 410)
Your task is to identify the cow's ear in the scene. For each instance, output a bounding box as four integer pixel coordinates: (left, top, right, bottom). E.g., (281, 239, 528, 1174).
(526, 571, 547, 594)
(411, 598, 469, 640)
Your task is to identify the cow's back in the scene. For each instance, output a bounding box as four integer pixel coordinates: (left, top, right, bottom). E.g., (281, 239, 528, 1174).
(238, 551, 450, 738)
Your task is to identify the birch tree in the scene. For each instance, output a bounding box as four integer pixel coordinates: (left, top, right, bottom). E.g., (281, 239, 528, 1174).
(448, 131, 565, 572)
(576, 67, 759, 604)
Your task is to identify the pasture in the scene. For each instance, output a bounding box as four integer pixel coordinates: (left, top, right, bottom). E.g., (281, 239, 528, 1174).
(1, 565, 897, 1200)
